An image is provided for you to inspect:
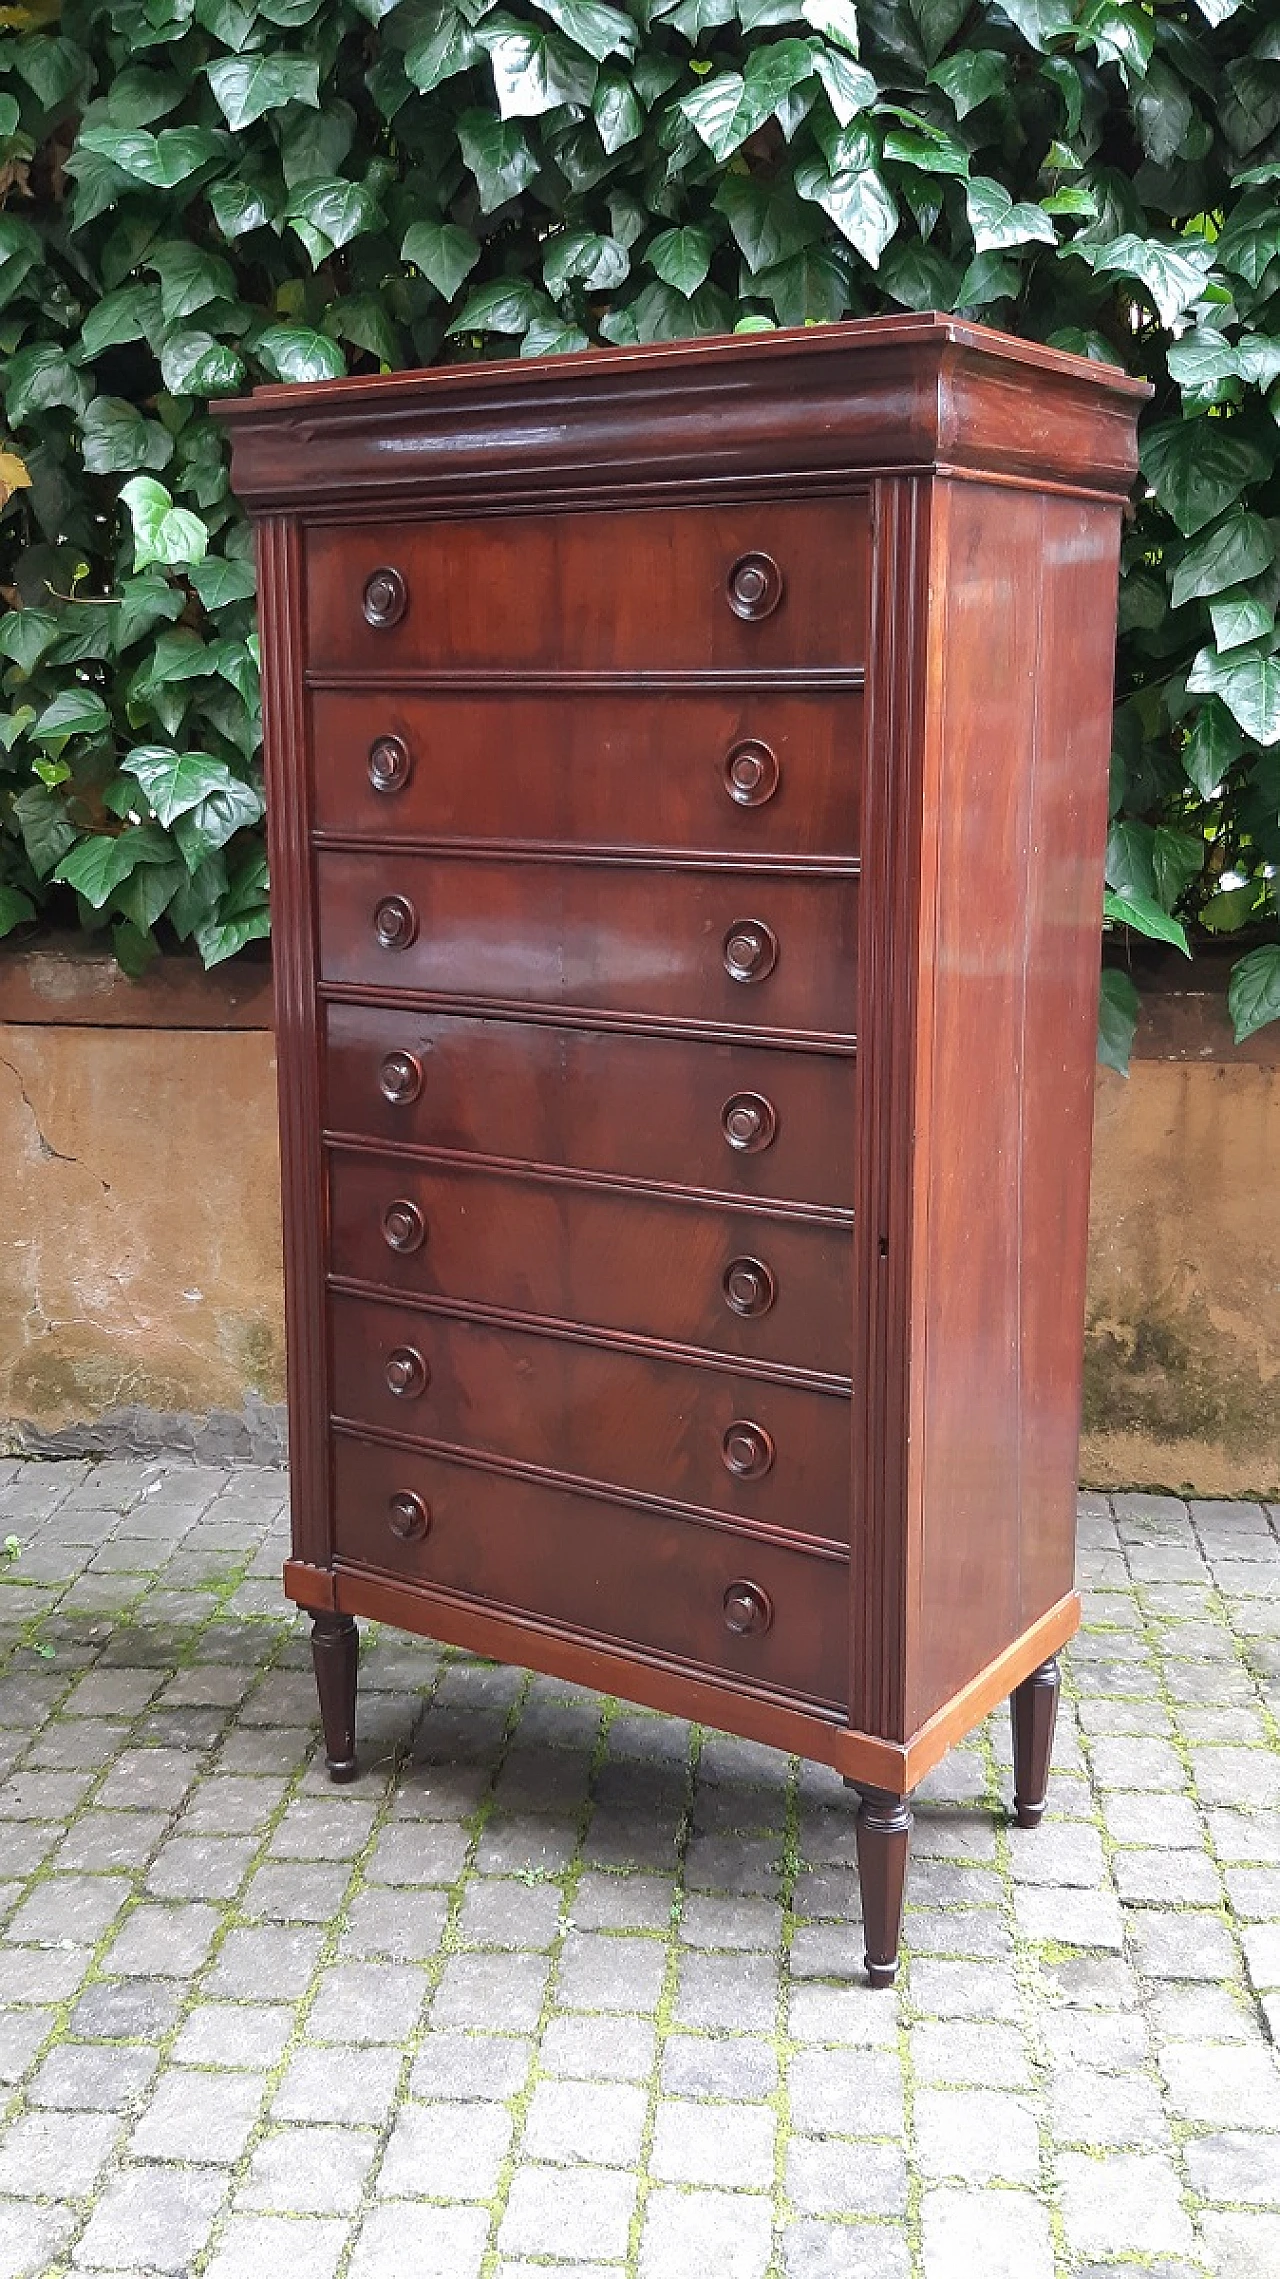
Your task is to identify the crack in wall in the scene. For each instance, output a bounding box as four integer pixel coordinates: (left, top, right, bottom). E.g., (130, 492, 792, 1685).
(0, 1054, 110, 1189)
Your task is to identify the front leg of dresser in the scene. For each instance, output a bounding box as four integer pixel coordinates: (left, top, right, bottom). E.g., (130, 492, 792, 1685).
(311, 1612, 359, 1783)
(846, 1781, 913, 1987)
(1010, 1655, 1061, 1830)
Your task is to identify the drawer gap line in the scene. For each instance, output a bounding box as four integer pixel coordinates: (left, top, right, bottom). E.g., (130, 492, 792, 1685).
(305, 667, 867, 694)
(310, 835, 861, 877)
(316, 986, 858, 1054)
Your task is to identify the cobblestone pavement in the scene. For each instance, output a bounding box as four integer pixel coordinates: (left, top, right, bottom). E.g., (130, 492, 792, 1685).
(0, 1460, 1272, 2278)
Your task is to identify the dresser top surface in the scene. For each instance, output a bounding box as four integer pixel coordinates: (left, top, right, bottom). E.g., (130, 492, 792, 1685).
(220, 312, 1149, 516)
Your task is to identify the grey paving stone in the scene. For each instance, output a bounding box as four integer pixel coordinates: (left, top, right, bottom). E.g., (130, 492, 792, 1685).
(661, 2032, 777, 2103)
(559, 1930, 667, 2015)
(131, 2069, 266, 2162)
(1185, 2134, 1280, 2206)
(145, 1836, 257, 1901)
(913, 2089, 1040, 2182)
(901, 1907, 1013, 1962)
(1208, 1811, 1280, 1865)
(1224, 1867, 1280, 1920)
(1057, 2150, 1197, 2256)
(239, 2123, 378, 2214)
(1014, 1884, 1126, 1949)
(1159, 2039, 1280, 2125)
(523, 2077, 648, 2167)
(206, 1925, 325, 1999)
(307, 1962, 427, 2044)
(69, 1979, 184, 2041)
(0, 1946, 91, 2003)
(908, 1960, 1022, 2022)
(910, 2022, 1032, 2090)
(675, 1949, 778, 2032)
(500, 2165, 636, 2261)
(0, 2201, 77, 2279)
(1148, 1982, 1259, 2044)
(1131, 1910, 1241, 1983)
(652, 2099, 776, 2189)
(74, 2164, 228, 2271)
(573, 1872, 674, 1932)
(366, 1822, 471, 1886)
(1007, 1820, 1107, 1887)
(1242, 1924, 1280, 1989)
(921, 2188, 1053, 2279)
(538, 2013, 656, 2083)
(240, 1861, 352, 1923)
(95, 1749, 202, 1812)
(787, 2046, 903, 2135)
(1049, 2064, 1170, 2146)
(1198, 2211, 1280, 2279)
(202, 2215, 348, 2279)
(55, 1812, 169, 1871)
(431, 1953, 549, 2034)
(1190, 1749, 1280, 1811)
(409, 2031, 533, 2103)
(1104, 1793, 1205, 1847)
(1113, 1848, 1223, 1905)
(0, 2109, 119, 2197)
(640, 2186, 773, 2279)
(7, 1875, 130, 1947)
(456, 1879, 563, 1952)
(28, 2044, 157, 2112)
(268, 1797, 378, 1858)
(782, 2221, 909, 2279)
(173, 2004, 295, 2072)
(0, 2009, 56, 2085)
(348, 2202, 489, 2279)
(340, 1887, 449, 1961)
(787, 2139, 907, 2219)
(274, 2045, 402, 2124)
(379, 2100, 513, 2199)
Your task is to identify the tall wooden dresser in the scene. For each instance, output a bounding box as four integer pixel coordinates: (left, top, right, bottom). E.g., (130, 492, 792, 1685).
(222, 317, 1146, 1982)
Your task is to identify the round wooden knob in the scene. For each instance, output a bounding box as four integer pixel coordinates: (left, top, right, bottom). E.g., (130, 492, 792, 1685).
(723, 1579, 773, 1635)
(723, 920, 777, 984)
(385, 1347, 428, 1398)
(388, 1490, 430, 1541)
(373, 894, 417, 950)
(378, 1051, 422, 1106)
(723, 1257, 776, 1318)
(723, 740, 779, 808)
(368, 735, 412, 793)
(726, 552, 783, 622)
(381, 1199, 426, 1253)
(363, 567, 407, 628)
(721, 1093, 777, 1154)
(721, 1421, 775, 1480)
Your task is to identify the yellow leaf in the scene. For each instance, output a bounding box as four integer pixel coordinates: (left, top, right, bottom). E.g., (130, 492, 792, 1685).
(0, 450, 31, 503)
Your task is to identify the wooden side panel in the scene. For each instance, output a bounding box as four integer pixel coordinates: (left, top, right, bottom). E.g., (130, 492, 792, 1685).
(906, 481, 1118, 1729)
(1018, 495, 1124, 1625)
(257, 518, 330, 1567)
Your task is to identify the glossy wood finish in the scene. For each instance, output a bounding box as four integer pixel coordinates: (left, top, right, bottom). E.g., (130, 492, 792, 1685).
(323, 1005, 856, 1210)
(329, 1290, 851, 1545)
(310, 1611, 358, 1782)
(310, 690, 862, 858)
(327, 1148, 852, 1378)
(307, 499, 869, 673)
(1011, 1655, 1061, 1829)
(222, 318, 1146, 1986)
(315, 852, 858, 1039)
(331, 1432, 848, 1709)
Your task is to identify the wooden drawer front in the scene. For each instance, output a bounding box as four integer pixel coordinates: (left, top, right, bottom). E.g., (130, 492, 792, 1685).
(316, 854, 857, 1039)
(332, 1434, 849, 1710)
(324, 1005, 855, 1212)
(306, 499, 869, 674)
(311, 690, 862, 858)
(328, 1153, 853, 1380)
(330, 1293, 850, 1545)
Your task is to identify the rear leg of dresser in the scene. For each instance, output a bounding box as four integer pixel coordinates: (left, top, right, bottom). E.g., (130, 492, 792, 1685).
(311, 1612, 359, 1782)
(847, 1780, 914, 1987)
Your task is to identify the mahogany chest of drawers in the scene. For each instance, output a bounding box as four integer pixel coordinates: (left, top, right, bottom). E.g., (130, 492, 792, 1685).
(222, 317, 1146, 1981)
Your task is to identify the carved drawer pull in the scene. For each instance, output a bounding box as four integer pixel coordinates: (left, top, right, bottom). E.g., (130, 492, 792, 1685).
(373, 894, 417, 951)
(388, 1490, 430, 1541)
(723, 920, 777, 985)
(368, 735, 412, 793)
(385, 1347, 429, 1398)
(721, 1421, 775, 1480)
(723, 1257, 776, 1318)
(723, 1579, 773, 1635)
(726, 552, 783, 622)
(378, 1051, 422, 1106)
(723, 740, 779, 808)
(721, 1092, 777, 1154)
(382, 1199, 426, 1254)
(363, 567, 407, 628)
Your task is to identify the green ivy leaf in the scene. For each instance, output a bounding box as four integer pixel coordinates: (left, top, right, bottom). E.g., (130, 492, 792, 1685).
(927, 48, 1007, 118)
(446, 277, 547, 335)
(714, 174, 821, 273)
(480, 20, 599, 118)
(404, 9, 484, 90)
(1069, 232, 1215, 330)
(121, 744, 238, 825)
(965, 177, 1056, 253)
(5, 345, 91, 425)
(521, 315, 592, 355)
(529, 0, 637, 63)
(592, 69, 645, 151)
(680, 42, 817, 161)
(1103, 888, 1192, 954)
(811, 48, 876, 125)
(795, 130, 898, 268)
(456, 110, 541, 210)
(188, 557, 257, 609)
(77, 124, 228, 189)
(159, 332, 247, 398)
(1140, 422, 1274, 538)
(121, 476, 209, 571)
(402, 219, 482, 298)
(1228, 942, 1280, 1041)
(80, 398, 172, 476)
(1097, 966, 1140, 1075)
(1181, 699, 1244, 798)
(52, 823, 173, 907)
(80, 285, 164, 359)
(209, 177, 281, 241)
(0, 610, 60, 675)
(11, 784, 76, 878)
(1170, 510, 1276, 608)
(542, 229, 630, 293)
(0, 884, 35, 940)
(31, 687, 110, 742)
(1187, 640, 1280, 746)
(206, 54, 321, 131)
(252, 325, 346, 383)
(172, 776, 264, 867)
(646, 225, 714, 295)
(286, 177, 382, 258)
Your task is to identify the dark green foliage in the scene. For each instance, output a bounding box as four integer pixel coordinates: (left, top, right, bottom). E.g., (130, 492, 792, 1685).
(0, 0, 1277, 1037)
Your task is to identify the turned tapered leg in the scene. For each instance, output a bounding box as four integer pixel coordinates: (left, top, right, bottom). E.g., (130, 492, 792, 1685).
(846, 1781, 913, 1987)
(1010, 1654, 1060, 1829)
(311, 1612, 359, 1783)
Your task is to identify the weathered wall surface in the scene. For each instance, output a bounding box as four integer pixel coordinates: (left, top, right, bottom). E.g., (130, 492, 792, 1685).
(0, 952, 284, 1461)
(1, 946, 1277, 1491)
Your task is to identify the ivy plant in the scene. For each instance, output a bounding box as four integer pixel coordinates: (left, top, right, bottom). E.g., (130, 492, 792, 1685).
(0, 0, 1277, 1050)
